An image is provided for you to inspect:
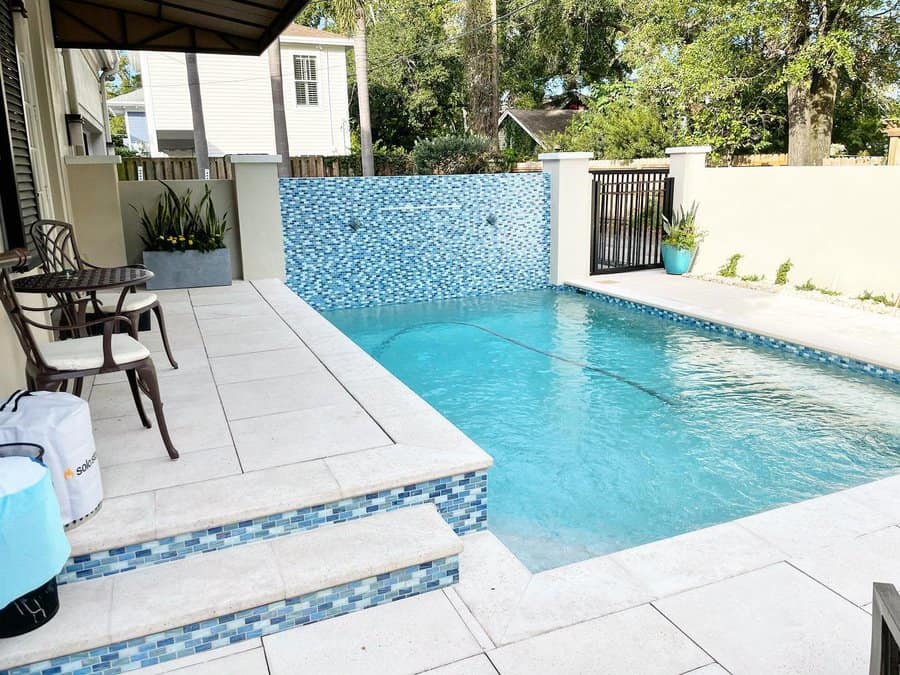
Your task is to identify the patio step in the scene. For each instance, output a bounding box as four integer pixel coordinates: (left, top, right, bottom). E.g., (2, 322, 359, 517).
(59, 445, 488, 585)
(0, 505, 461, 675)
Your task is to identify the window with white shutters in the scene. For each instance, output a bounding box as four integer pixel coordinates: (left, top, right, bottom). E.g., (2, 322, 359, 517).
(293, 55, 318, 106)
(0, 0, 38, 262)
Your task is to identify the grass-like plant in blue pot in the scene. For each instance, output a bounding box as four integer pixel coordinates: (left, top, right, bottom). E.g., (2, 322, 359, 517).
(661, 202, 705, 275)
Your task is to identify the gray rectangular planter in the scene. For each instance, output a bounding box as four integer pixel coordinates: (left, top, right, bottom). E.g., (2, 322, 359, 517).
(143, 249, 232, 290)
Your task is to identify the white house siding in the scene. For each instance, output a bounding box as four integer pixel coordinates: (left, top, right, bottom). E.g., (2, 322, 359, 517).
(141, 41, 350, 158)
(279, 42, 351, 156)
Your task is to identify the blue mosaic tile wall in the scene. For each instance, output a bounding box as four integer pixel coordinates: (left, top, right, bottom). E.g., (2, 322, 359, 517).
(12, 556, 458, 675)
(58, 471, 486, 585)
(280, 173, 551, 310)
(567, 286, 900, 386)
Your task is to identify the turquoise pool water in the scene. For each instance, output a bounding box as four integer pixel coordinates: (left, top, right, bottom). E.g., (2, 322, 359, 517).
(324, 289, 900, 571)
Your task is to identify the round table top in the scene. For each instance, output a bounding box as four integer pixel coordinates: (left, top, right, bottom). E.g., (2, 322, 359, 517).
(12, 267, 154, 294)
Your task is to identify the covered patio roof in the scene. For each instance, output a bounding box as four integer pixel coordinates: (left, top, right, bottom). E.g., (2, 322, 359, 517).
(49, 0, 313, 55)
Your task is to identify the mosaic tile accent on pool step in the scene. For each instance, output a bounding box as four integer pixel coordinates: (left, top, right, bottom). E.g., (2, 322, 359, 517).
(58, 471, 486, 585)
(11, 556, 459, 675)
(280, 173, 551, 310)
(567, 286, 900, 385)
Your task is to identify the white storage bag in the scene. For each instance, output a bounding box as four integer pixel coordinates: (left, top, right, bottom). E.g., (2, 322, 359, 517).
(0, 390, 102, 528)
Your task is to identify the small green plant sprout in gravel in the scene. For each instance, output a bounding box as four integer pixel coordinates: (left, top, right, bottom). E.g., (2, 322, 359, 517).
(775, 259, 793, 285)
(858, 290, 900, 307)
(718, 253, 742, 277)
(796, 279, 840, 296)
(741, 274, 764, 282)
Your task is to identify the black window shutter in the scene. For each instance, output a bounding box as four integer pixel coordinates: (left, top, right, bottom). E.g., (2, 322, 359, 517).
(0, 0, 38, 261)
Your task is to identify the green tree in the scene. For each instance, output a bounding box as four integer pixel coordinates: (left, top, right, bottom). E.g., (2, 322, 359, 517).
(500, 0, 623, 107)
(621, 0, 900, 164)
(549, 86, 676, 158)
(105, 54, 141, 98)
(301, 0, 468, 150)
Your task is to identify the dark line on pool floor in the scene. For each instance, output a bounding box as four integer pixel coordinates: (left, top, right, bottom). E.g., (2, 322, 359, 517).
(371, 321, 675, 405)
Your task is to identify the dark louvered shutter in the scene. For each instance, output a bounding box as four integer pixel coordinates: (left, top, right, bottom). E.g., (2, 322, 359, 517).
(0, 0, 38, 261)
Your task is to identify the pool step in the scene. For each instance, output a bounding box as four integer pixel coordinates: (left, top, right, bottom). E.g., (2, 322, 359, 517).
(1, 505, 461, 675)
(61, 445, 488, 585)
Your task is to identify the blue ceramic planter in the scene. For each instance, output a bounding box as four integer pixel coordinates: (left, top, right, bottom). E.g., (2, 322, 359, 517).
(661, 244, 696, 275)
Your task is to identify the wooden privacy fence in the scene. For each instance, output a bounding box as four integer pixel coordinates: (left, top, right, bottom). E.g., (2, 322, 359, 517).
(513, 154, 885, 172)
(118, 155, 411, 181)
(118, 157, 233, 181)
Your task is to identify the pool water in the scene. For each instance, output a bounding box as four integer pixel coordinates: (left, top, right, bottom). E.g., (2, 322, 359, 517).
(324, 289, 900, 571)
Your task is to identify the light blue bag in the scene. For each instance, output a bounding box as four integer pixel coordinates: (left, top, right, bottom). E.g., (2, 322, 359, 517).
(0, 456, 71, 608)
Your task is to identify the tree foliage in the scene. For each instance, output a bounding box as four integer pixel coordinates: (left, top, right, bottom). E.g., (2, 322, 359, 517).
(500, 0, 623, 107)
(619, 0, 900, 161)
(550, 85, 676, 158)
(299, 0, 466, 149)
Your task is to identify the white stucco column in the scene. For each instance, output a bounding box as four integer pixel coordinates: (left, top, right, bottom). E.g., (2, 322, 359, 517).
(665, 146, 711, 215)
(229, 154, 285, 281)
(539, 152, 593, 284)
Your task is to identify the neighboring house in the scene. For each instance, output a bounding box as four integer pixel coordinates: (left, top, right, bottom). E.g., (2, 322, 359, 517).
(499, 108, 579, 156)
(139, 25, 353, 158)
(107, 88, 149, 153)
(61, 49, 119, 157)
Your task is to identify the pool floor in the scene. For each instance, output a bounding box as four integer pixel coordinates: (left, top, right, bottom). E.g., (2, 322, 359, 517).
(324, 289, 900, 571)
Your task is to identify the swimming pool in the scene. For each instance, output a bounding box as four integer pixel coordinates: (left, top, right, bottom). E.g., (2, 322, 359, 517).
(324, 289, 900, 571)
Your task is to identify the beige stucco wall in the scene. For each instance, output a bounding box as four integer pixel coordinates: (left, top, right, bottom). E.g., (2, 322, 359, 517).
(690, 166, 900, 296)
(65, 157, 128, 268)
(1, 0, 73, 395)
(118, 179, 243, 279)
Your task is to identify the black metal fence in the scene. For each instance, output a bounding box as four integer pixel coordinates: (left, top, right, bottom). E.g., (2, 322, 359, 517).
(590, 168, 674, 274)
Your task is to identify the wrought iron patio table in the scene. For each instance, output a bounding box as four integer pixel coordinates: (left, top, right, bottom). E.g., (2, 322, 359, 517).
(13, 266, 154, 332)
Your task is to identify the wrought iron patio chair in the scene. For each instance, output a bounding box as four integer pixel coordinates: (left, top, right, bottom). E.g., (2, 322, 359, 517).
(30, 220, 178, 369)
(0, 251, 179, 459)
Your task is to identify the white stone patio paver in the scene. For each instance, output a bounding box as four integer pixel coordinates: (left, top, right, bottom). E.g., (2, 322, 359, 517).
(422, 655, 499, 674)
(135, 639, 263, 675)
(208, 346, 322, 385)
(791, 526, 900, 606)
(498, 552, 653, 644)
(192, 300, 277, 319)
(569, 270, 900, 371)
(88, 370, 220, 420)
(323, 443, 491, 495)
(608, 520, 786, 598)
(218, 371, 355, 420)
(654, 563, 870, 675)
(453, 531, 534, 645)
(92, 401, 231, 466)
(230, 402, 391, 470)
(151, 460, 341, 537)
(841, 473, 900, 522)
(444, 588, 496, 651)
(686, 665, 731, 675)
(263, 592, 483, 675)
(101, 445, 241, 498)
(488, 604, 713, 675)
(734, 489, 895, 557)
(201, 323, 300, 357)
(162, 647, 269, 675)
(196, 313, 289, 337)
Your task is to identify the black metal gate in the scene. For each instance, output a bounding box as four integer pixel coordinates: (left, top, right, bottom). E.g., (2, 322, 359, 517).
(590, 168, 674, 274)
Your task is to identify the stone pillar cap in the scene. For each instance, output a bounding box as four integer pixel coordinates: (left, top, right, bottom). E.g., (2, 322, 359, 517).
(538, 152, 593, 161)
(665, 146, 712, 156)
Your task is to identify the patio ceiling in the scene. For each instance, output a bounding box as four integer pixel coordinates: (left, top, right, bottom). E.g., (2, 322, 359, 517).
(49, 0, 313, 55)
